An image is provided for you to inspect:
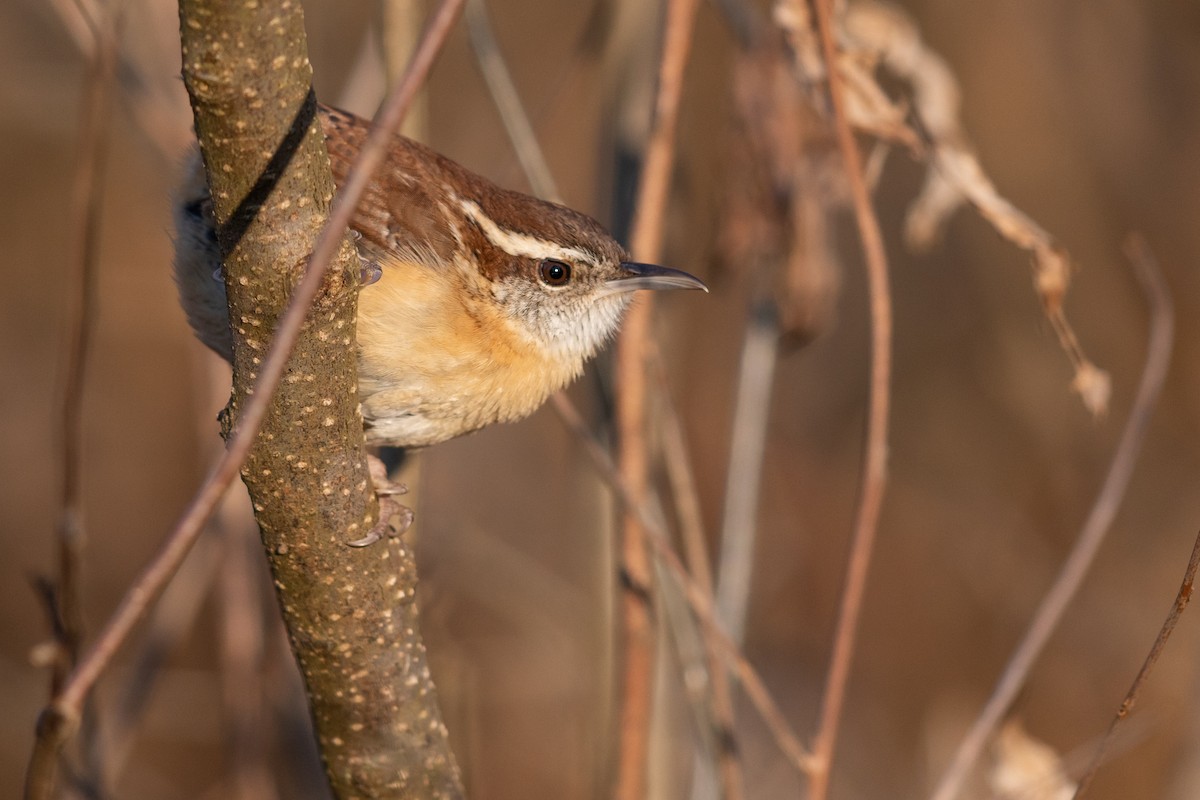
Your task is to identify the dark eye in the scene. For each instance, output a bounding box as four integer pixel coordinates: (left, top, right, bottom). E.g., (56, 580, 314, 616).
(539, 259, 571, 287)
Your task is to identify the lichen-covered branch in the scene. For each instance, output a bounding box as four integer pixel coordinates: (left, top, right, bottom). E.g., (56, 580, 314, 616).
(179, 1, 462, 797)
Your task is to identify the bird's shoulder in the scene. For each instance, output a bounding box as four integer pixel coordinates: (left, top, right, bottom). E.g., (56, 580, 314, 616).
(319, 104, 464, 270)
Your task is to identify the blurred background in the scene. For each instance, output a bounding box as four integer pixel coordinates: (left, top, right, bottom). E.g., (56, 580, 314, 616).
(3, 0, 1200, 798)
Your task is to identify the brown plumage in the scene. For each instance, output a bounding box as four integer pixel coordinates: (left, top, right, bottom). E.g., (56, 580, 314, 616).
(174, 105, 705, 448)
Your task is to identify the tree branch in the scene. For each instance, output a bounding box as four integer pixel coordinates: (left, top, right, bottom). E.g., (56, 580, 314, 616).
(179, 0, 463, 796)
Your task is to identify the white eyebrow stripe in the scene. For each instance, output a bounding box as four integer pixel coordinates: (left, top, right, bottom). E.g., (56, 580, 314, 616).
(457, 199, 594, 265)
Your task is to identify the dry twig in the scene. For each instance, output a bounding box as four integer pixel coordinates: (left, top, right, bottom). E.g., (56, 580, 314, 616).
(53, 0, 115, 690)
(105, 528, 222, 781)
(1072, 238, 1182, 800)
(552, 394, 816, 778)
(715, 302, 779, 648)
(466, 7, 747, 788)
(613, 0, 702, 796)
(465, 0, 560, 202)
(1072, 524, 1199, 798)
(35, 1, 118, 796)
(49, 0, 192, 160)
(218, 523, 278, 800)
(804, 0, 896, 797)
(930, 234, 1174, 800)
(464, 10, 741, 790)
(654, 361, 744, 800)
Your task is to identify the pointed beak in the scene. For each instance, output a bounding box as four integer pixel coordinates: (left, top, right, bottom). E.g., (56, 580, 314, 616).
(600, 261, 709, 297)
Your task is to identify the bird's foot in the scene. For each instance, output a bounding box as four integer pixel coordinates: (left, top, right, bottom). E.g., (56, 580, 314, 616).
(347, 455, 413, 547)
(353, 234, 382, 286)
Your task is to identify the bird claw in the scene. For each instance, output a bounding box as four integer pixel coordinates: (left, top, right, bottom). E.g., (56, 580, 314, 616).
(347, 495, 414, 547)
(347, 455, 413, 547)
(358, 250, 382, 287)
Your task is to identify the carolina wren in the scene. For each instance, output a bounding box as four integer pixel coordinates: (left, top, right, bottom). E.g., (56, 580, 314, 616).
(174, 105, 706, 448)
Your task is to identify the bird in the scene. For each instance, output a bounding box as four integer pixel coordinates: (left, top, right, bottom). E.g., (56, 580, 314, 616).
(174, 104, 706, 451)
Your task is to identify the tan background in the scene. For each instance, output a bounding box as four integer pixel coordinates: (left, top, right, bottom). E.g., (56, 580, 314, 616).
(3, 0, 1200, 798)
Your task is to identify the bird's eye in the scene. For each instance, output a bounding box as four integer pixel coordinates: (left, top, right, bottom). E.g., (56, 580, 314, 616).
(539, 259, 572, 287)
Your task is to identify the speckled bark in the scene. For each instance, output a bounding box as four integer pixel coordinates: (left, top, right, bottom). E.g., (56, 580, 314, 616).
(178, 1, 462, 797)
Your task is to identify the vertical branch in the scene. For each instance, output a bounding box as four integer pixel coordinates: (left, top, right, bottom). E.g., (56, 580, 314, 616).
(379, 0, 431, 139)
(55, 0, 115, 688)
(807, 1, 895, 798)
(613, 0, 702, 796)
(465, 0, 560, 202)
(44, 1, 117, 795)
(553, 394, 815, 779)
(219, 522, 278, 800)
(656, 364, 744, 800)
(714, 301, 778, 647)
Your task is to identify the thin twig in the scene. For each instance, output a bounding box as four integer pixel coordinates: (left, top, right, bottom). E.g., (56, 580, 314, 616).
(47, 1, 117, 796)
(930, 234, 1174, 800)
(105, 526, 221, 781)
(465, 0, 561, 202)
(653, 357, 716, 599)
(551, 394, 816, 777)
(219, 522, 278, 800)
(807, 1, 896, 798)
(22, 4, 465, 797)
(379, 0, 431, 139)
(715, 299, 779, 647)
(55, 0, 115, 686)
(49, 0, 192, 161)
(708, 0, 765, 48)
(1071, 237, 1179, 799)
(655, 359, 744, 800)
(613, 0, 702, 796)
(466, 12, 740, 790)
(1074, 532, 1200, 799)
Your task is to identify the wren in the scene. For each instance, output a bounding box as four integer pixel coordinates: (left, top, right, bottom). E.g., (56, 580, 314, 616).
(174, 105, 706, 449)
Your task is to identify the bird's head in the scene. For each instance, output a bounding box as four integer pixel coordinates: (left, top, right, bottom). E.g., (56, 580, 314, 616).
(452, 193, 707, 367)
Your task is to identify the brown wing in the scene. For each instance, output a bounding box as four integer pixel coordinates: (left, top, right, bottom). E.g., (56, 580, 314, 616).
(319, 105, 459, 269)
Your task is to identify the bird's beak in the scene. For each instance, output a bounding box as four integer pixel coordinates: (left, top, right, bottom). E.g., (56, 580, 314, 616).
(600, 261, 709, 297)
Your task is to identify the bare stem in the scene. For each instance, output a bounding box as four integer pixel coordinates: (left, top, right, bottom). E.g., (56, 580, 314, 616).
(465, 0, 561, 202)
(930, 234, 1174, 800)
(613, 0, 702, 796)
(1073, 524, 1200, 799)
(466, 12, 740, 791)
(219, 523, 278, 800)
(30, 2, 118, 797)
(807, 1, 896, 798)
(655, 359, 745, 800)
(715, 301, 779, 647)
(1075, 237, 1179, 799)
(55, 0, 115, 687)
(552, 394, 816, 779)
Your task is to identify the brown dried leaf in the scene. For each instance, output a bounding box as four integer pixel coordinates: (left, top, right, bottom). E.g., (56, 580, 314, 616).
(772, 0, 1108, 415)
